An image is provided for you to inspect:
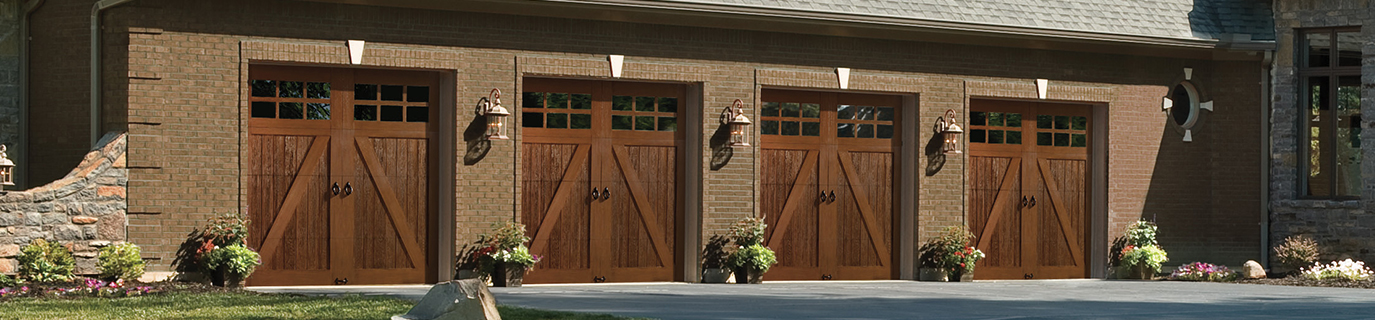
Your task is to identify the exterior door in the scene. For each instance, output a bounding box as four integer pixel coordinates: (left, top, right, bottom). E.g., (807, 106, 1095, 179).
(521, 78, 683, 283)
(968, 99, 1090, 280)
(247, 65, 439, 286)
(760, 89, 899, 281)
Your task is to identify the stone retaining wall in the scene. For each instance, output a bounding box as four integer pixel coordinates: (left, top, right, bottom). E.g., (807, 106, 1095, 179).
(0, 132, 127, 275)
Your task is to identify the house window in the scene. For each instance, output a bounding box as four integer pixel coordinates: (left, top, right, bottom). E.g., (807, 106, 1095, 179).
(1300, 27, 1363, 198)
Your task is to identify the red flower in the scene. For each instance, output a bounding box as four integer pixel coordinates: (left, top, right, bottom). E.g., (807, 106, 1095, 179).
(959, 263, 966, 268)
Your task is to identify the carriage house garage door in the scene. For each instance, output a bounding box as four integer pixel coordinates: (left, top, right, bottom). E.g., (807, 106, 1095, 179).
(760, 89, 900, 281)
(246, 65, 439, 286)
(968, 99, 1091, 280)
(521, 78, 684, 284)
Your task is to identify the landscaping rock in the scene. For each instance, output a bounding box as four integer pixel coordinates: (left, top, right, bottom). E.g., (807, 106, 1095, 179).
(71, 216, 98, 224)
(76, 257, 98, 274)
(392, 279, 501, 320)
(0, 258, 15, 274)
(1242, 260, 1266, 279)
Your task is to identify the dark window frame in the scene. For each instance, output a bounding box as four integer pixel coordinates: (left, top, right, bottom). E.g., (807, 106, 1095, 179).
(1298, 27, 1363, 199)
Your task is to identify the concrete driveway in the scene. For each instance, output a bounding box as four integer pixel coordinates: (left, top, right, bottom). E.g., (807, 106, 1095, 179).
(253, 280, 1375, 319)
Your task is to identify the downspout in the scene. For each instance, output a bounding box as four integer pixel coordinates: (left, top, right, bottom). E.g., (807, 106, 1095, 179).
(19, 0, 47, 189)
(91, 0, 134, 146)
(1260, 50, 1273, 269)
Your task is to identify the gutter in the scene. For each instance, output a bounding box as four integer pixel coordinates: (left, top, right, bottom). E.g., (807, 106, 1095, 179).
(19, 0, 46, 189)
(534, 0, 1222, 49)
(1260, 50, 1273, 269)
(91, 0, 134, 146)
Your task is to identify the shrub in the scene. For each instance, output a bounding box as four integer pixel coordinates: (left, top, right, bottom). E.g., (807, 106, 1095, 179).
(0, 273, 17, 288)
(1118, 245, 1168, 274)
(729, 217, 766, 247)
(1274, 235, 1320, 273)
(1170, 262, 1237, 282)
(98, 243, 147, 281)
(17, 239, 75, 283)
(728, 243, 777, 273)
(919, 226, 980, 273)
(202, 245, 261, 276)
(1302, 259, 1373, 281)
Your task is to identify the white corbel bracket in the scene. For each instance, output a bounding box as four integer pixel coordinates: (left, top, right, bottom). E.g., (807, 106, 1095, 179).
(1036, 79, 1048, 99)
(609, 55, 624, 78)
(347, 40, 365, 65)
(837, 67, 850, 89)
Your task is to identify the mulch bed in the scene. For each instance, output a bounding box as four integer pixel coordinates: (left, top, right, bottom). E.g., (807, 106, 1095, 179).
(1235, 277, 1375, 289)
(0, 279, 238, 301)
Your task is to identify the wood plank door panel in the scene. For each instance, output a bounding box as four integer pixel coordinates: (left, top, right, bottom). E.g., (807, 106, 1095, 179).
(349, 136, 430, 284)
(761, 148, 821, 280)
(969, 100, 1090, 280)
(522, 143, 594, 284)
(606, 145, 677, 281)
(834, 150, 894, 279)
(969, 155, 1023, 280)
(248, 134, 335, 286)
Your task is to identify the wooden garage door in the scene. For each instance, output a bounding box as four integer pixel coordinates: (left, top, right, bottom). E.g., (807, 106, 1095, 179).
(760, 89, 899, 281)
(968, 99, 1090, 280)
(246, 65, 439, 286)
(521, 78, 683, 284)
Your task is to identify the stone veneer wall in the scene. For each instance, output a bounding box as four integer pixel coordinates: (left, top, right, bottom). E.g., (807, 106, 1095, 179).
(1269, 1, 1375, 271)
(0, 132, 127, 275)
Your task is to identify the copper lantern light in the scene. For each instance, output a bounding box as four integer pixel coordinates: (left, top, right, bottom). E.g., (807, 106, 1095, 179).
(936, 109, 963, 154)
(721, 99, 753, 147)
(477, 89, 511, 140)
(0, 145, 13, 190)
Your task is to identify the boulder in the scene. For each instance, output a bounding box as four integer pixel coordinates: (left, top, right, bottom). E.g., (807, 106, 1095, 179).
(393, 279, 502, 320)
(1241, 260, 1266, 279)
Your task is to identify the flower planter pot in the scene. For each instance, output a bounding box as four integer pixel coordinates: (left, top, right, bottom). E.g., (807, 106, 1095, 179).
(702, 268, 732, 283)
(210, 268, 248, 288)
(491, 262, 526, 287)
(733, 267, 763, 284)
(1128, 264, 1155, 280)
(918, 268, 948, 282)
(951, 270, 974, 282)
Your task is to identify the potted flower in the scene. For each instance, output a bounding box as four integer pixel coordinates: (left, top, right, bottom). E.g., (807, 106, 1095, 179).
(700, 234, 734, 283)
(474, 221, 540, 287)
(1113, 220, 1168, 279)
(193, 213, 260, 287)
(201, 245, 261, 288)
(918, 226, 983, 281)
(726, 217, 776, 284)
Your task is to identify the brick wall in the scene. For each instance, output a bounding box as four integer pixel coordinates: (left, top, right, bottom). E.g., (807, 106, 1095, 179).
(1270, 0, 1375, 271)
(19, 0, 1267, 276)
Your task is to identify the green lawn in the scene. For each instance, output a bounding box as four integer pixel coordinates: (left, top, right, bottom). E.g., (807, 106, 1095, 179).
(0, 292, 647, 320)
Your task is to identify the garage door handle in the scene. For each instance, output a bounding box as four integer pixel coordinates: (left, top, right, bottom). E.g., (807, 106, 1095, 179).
(1021, 196, 1028, 208)
(344, 182, 353, 196)
(1028, 196, 1036, 208)
(332, 182, 340, 196)
(592, 187, 599, 200)
(820, 192, 827, 203)
(828, 190, 836, 203)
(603, 187, 610, 200)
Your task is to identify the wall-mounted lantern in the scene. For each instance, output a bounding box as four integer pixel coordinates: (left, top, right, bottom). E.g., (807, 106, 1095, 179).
(476, 89, 511, 140)
(0, 145, 14, 190)
(721, 99, 753, 147)
(935, 109, 963, 155)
